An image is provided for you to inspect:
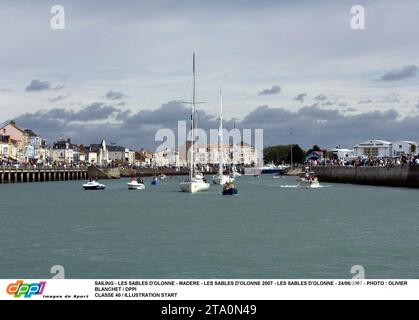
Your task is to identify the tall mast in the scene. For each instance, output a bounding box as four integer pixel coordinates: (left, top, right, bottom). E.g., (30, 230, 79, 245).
(218, 89, 224, 176)
(190, 53, 196, 179)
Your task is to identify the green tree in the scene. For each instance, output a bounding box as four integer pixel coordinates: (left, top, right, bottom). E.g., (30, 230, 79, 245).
(264, 145, 305, 164)
(411, 144, 417, 155)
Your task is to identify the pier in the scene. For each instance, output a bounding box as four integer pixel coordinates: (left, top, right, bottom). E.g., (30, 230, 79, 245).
(312, 165, 419, 188)
(0, 167, 88, 184)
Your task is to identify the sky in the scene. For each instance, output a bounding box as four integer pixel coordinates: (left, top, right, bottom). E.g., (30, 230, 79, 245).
(0, 0, 419, 150)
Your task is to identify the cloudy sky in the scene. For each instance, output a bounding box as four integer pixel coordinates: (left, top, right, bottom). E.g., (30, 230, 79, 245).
(0, 0, 418, 150)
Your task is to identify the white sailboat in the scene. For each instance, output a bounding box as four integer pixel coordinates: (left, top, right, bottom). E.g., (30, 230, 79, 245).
(179, 53, 210, 193)
(213, 90, 234, 185)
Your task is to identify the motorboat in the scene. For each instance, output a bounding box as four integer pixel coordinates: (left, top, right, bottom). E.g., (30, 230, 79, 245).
(259, 163, 287, 174)
(158, 174, 167, 180)
(222, 180, 238, 195)
(83, 179, 106, 190)
(231, 166, 242, 178)
(297, 170, 320, 188)
(127, 177, 145, 190)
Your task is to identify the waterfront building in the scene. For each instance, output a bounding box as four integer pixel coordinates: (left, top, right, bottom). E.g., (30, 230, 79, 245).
(23, 129, 44, 163)
(135, 149, 153, 166)
(51, 139, 74, 164)
(391, 140, 418, 157)
(305, 150, 325, 162)
(79, 144, 87, 162)
(327, 147, 354, 160)
(0, 121, 26, 152)
(0, 135, 19, 161)
(178, 142, 258, 167)
(128, 150, 135, 165)
(353, 140, 392, 157)
(152, 148, 180, 167)
(87, 140, 109, 165)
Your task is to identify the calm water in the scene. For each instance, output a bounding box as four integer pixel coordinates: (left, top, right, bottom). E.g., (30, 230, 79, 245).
(0, 175, 418, 279)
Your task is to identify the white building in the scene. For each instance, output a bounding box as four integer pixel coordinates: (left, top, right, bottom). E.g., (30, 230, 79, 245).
(152, 148, 179, 167)
(392, 140, 418, 157)
(51, 139, 74, 164)
(328, 148, 354, 159)
(353, 140, 392, 157)
(87, 140, 109, 165)
(178, 142, 258, 167)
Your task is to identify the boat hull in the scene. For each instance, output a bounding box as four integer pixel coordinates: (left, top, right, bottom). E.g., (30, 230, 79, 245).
(298, 180, 321, 188)
(222, 187, 238, 195)
(127, 183, 145, 190)
(180, 181, 210, 193)
(260, 168, 285, 174)
(83, 185, 105, 190)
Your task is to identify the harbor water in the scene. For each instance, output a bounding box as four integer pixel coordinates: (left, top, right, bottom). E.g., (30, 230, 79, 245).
(1, 175, 418, 279)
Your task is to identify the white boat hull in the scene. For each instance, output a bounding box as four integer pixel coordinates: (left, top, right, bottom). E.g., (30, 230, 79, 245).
(127, 182, 145, 190)
(180, 181, 210, 193)
(83, 181, 106, 190)
(298, 180, 321, 188)
(212, 174, 234, 185)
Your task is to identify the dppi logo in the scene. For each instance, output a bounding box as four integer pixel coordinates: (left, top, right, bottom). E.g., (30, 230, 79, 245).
(6, 280, 46, 298)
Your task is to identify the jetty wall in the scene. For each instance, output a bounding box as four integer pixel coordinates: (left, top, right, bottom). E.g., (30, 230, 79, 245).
(0, 168, 88, 184)
(312, 165, 419, 188)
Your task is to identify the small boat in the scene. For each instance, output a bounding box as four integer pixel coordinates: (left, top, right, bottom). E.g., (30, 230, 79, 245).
(83, 179, 106, 190)
(297, 170, 320, 188)
(231, 166, 242, 178)
(151, 177, 160, 185)
(127, 177, 145, 190)
(222, 180, 238, 195)
(180, 176, 210, 193)
(158, 174, 167, 180)
(258, 163, 287, 174)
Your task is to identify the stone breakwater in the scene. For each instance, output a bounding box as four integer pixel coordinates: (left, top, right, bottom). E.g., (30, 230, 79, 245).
(312, 165, 419, 188)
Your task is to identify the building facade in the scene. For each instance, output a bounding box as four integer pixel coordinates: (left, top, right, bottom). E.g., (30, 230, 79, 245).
(391, 140, 418, 157)
(353, 140, 392, 157)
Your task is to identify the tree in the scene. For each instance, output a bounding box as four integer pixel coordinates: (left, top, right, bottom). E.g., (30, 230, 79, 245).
(264, 145, 304, 164)
(411, 144, 417, 156)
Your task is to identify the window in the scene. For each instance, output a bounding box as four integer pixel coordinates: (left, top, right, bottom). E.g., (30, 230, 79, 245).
(364, 147, 379, 157)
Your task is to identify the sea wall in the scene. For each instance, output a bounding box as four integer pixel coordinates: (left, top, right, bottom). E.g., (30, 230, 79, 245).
(312, 165, 419, 188)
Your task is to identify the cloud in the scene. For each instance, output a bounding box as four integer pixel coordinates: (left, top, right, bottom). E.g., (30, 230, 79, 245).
(258, 85, 281, 96)
(16, 102, 120, 124)
(11, 101, 419, 151)
(106, 90, 128, 100)
(25, 79, 63, 91)
(358, 99, 373, 104)
(25, 79, 51, 91)
(380, 65, 419, 81)
(314, 94, 327, 102)
(294, 93, 307, 103)
(48, 94, 71, 103)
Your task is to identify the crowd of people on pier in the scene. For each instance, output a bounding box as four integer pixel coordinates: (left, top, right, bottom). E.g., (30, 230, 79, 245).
(308, 155, 419, 167)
